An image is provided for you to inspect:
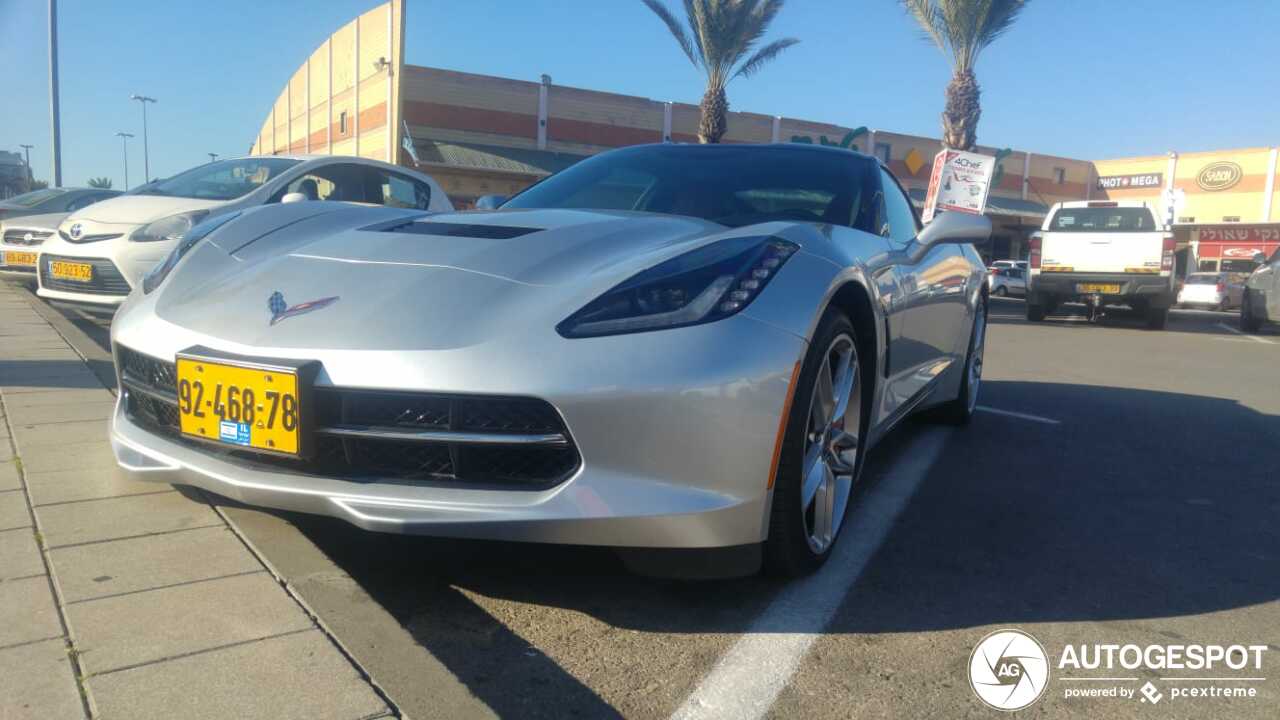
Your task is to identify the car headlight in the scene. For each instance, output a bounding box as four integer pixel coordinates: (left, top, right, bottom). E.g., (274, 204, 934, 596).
(557, 236, 798, 338)
(130, 210, 210, 243)
(141, 211, 240, 294)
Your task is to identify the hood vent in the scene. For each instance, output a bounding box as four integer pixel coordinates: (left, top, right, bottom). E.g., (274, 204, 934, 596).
(368, 219, 542, 240)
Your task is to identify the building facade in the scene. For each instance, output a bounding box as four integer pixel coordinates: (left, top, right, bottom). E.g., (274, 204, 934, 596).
(250, 0, 1278, 271)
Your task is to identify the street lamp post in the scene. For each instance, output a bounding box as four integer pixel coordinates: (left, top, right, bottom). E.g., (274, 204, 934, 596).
(115, 132, 134, 190)
(130, 94, 157, 182)
(49, 0, 62, 187)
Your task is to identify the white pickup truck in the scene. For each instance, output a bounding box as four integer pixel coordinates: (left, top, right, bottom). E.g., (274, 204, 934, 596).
(1027, 200, 1176, 329)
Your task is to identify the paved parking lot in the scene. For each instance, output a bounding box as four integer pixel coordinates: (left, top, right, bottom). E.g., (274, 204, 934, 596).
(5, 279, 1278, 719)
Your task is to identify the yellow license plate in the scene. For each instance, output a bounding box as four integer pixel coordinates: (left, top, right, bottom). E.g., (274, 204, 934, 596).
(1078, 283, 1121, 294)
(50, 260, 93, 282)
(175, 357, 302, 455)
(4, 250, 37, 267)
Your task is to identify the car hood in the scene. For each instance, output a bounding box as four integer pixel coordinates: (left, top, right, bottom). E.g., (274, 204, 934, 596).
(69, 194, 225, 225)
(1, 211, 68, 232)
(151, 207, 741, 351)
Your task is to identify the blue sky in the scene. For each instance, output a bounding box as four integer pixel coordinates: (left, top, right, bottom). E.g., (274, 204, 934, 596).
(2, 0, 1275, 189)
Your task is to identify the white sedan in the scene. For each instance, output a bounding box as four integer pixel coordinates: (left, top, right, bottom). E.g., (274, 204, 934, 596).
(36, 155, 451, 311)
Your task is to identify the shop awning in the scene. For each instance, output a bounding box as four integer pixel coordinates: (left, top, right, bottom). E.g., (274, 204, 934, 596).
(908, 188, 1049, 219)
(413, 139, 586, 177)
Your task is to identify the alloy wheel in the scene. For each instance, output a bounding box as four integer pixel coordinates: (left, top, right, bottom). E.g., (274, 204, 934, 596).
(800, 333, 860, 554)
(967, 302, 987, 412)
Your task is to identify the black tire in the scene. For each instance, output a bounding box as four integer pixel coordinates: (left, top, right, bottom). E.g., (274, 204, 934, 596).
(995, 286, 1008, 297)
(1241, 290, 1264, 332)
(931, 298, 987, 425)
(764, 308, 868, 577)
(1027, 303, 1046, 322)
(1146, 306, 1168, 330)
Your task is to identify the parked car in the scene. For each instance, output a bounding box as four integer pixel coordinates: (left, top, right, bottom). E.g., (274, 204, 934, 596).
(0, 212, 66, 276)
(0, 187, 120, 221)
(1176, 272, 1243, 311)
(108, 143, 991, 578)
(36, 155, 451, 311)
(1027, 200, 1175, 328)
(988, 259, 1026, 272)
(988, 266, 1027, 297)
(1241, 249, 1280, 331)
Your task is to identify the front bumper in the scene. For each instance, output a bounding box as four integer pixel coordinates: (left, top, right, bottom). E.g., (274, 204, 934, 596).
(1029, 272, 1174, 307)
(109, 314, 807, 549)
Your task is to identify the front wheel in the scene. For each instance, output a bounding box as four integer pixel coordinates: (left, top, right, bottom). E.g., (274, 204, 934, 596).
(1241, 290, 1264, 332)
(1146, 306, 1168, 330)
(765, 309, 865, 576)
(1027, 303, 1046, 322)
(995, 285, 1008, 297)
(931, 298, 987, 425)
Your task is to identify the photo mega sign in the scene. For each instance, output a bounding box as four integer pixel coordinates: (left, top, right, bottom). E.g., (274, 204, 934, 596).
(1096, 173, 1163, 191)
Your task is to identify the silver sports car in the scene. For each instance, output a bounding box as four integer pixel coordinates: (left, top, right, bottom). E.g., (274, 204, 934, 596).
(110, 143, 990, 577)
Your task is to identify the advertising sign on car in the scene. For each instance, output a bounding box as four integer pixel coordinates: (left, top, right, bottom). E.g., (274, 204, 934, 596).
(922, 150, 996, 223)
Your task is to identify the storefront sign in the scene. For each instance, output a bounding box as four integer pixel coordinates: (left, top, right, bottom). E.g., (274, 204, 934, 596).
(922, 150, 995, 223)
(1196, 161, 1243, 191)
(1199, 226, 1280, 243)
(1096, 173, 1162, 191)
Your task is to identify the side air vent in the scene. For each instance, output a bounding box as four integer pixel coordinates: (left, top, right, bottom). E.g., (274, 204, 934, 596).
(366, 219, 542, 240)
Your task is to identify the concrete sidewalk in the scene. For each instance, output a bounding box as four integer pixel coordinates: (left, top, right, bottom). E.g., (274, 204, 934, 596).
(0, 283, 395, 719)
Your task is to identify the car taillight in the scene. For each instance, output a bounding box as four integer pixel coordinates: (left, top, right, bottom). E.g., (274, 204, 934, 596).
(1029, 236, 1042, 269)
(1161, 235, 1176, 273)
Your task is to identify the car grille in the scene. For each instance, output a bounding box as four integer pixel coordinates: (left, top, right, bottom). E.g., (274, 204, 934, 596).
(116, 345, 581, 488)
(39, 254, 132, 295)
(3, 228, 53, 246)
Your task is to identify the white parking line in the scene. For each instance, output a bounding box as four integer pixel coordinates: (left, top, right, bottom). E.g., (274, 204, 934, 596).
(976, 405, 1062, 425)
(671, 430, 947, 720)
(1216, 322, 1275, 345)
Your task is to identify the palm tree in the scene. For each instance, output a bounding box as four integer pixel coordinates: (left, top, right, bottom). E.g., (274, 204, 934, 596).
(87, 176, 113, 189)
(899, 0, 1029, 151)
(641, 0, 799, 144)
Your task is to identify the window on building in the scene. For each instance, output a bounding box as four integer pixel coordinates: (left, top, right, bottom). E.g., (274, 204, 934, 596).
(1198, 259, 1219, 272)
(874, 142, 891, 163)
(339, 111, 348, 135)
(1053, 167, 1066, 185)
(1222, 216, 1241, 222)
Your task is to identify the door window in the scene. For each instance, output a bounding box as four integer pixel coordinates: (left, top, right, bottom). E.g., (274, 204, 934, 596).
(878, 168, 919, 244)
(273, 164, 366, 203)
(370, 169, 433, 209)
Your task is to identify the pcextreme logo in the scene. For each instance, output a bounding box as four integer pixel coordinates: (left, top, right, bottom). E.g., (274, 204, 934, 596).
(968, 629, 1050, 711)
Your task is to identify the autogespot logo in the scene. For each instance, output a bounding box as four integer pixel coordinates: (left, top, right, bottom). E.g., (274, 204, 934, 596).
(969, 629, 1050, 711)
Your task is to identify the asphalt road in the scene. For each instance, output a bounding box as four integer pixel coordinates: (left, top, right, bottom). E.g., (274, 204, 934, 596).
(11, 277, 1279, 719)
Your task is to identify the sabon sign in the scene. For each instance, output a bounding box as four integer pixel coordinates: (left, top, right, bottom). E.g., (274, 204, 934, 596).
(1196, 162, 1243, 191)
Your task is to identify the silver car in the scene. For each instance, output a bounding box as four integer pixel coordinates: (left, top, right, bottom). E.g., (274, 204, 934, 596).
(110, 144, 990, 577)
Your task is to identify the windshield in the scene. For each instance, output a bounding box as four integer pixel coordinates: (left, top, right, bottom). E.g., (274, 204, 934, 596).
(1048, 207, 1157, 232)
(503, 145, 872, 229)
(1185, 274, 1221, 285)
(5, 188, 68, 207)
(134, 158, 301, 201)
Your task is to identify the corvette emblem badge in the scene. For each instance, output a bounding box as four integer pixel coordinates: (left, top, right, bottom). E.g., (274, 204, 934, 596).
(68, 223, 83, 240)
(268, 291, 339, 326)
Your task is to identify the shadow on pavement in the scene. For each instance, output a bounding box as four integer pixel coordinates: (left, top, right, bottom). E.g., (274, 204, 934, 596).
(0, 360, 113, 390)
(988, 298, 1279, 338)
(832, 380, 1280, 634)
(215, 379, 1280, 717)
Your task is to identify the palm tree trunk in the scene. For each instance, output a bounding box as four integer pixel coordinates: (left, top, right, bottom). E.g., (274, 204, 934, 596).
(942, 69, 981, 151)
(699, 85, 729, 144)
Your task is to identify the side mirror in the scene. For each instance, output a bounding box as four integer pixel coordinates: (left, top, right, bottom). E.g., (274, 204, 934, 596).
(280, 192, 309, 204)
(1253, 251, 1267, 264)
(474, 194, 508, 210)
(910, 212, 992, 262)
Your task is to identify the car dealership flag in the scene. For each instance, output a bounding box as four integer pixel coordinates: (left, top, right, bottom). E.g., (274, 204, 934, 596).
(922, 150, 996, 223)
